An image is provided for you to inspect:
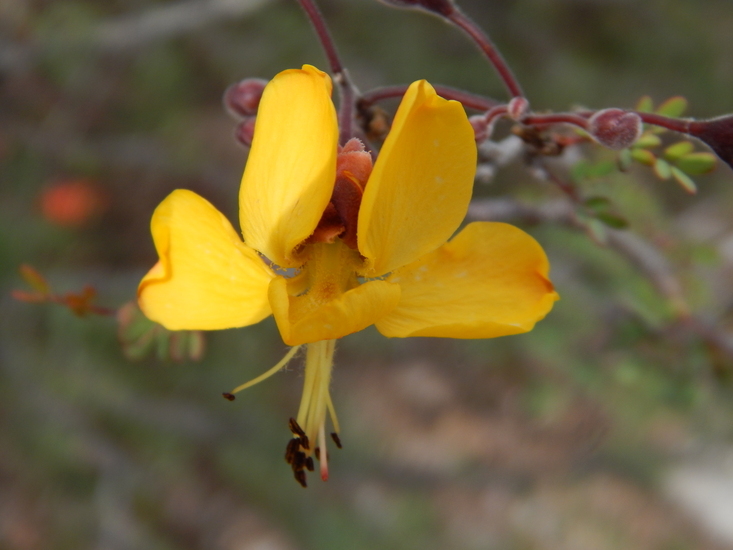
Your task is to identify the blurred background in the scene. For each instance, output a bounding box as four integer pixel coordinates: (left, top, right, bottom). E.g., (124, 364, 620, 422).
(2, 0, 733, 548)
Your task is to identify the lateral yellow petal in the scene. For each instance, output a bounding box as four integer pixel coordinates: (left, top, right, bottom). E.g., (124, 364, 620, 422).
(357, 80, 477, 276)
(138, 189, 274, 330)
(239, 65, 338, 268)
(375, 222, 559, 338)
(269, 277, 401, 346)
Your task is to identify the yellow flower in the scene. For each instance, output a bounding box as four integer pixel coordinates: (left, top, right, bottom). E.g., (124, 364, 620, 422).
(137, 65, 558, 486)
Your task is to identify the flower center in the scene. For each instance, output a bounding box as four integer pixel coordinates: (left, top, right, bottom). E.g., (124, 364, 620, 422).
(308, 138, 373, 250)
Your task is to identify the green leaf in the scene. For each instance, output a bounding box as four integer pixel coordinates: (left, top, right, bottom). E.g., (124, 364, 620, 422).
(188, 332, 205, 361)
(169, 333, 187, 362)
(635, 95, 654, 113)
(596, 212, 629, 229)
(633, 132, 662, 149)
(654, 158, 672, 180)
(630, 148, 656, 166)
(618, 149, 633, 171)
(671, 166, 698, 194)
(664, 141, 695, 161)
(655, 96, 688, 117)
(155, 330, 170, 361)
(19, 264, 50, 294)
(584, 196, 612, 212)
(121, 329, 156, 361)
(587, 160, 617, 178)
(675, 152, 717, 175)
(570, 160, 589, 182)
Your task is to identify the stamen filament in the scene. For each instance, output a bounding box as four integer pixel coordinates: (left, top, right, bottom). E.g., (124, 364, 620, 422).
(296, 343, 321, 423)
(287, 339, 340, 485)
(325, 392, 340, 434)
(296, 340, 337, 448)
(229, 345, 302, 395)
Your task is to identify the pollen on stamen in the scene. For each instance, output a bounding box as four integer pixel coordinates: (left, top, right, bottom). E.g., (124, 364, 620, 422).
(289, 418, 310, 449)
(285, 438, 300, 463)
(289, 417, 306, 438)
(222, 392, 236, 401)
(294, 469, 307, 488)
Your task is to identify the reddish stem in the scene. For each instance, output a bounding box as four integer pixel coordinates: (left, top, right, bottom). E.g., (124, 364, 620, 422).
(635, 112, 692, 134)
(522, 113, 590, 130)
(484, 104, 508, 126)
(47, 295, 117, 317)
(296, 0, 343, 74)
(447, 9, 524, 99)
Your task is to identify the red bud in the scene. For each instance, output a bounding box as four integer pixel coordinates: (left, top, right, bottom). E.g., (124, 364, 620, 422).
(223, 78, 267, 119)
(688, 115, 733, 170)
(234, 117, 257, 148)
(588, 109, 642, 150)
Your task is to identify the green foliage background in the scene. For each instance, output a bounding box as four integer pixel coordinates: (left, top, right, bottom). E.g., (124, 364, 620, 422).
(2, 0, 733, 548)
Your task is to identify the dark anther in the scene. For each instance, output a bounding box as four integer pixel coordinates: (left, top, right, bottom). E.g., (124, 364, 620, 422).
(285, 438, 300, 464)
(299, 434, 310, 451)
(222, 393, 236, 401)
(305, 456, 314, 472)
(292, 451, 306, 471)
(314, 447, 320, 461)
(294, 469, 307, 488)
(289, 417, 306, 438)
(331, 432, 343, 449)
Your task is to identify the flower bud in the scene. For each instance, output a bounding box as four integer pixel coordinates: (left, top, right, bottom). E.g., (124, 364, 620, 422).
(234, 117, 256, 148)
(223, 78, 267, 119)
(507, 96, 529, 121)
(377, 0, 455, 17)
(588, 108, 643, 150)
(688, 115, 733, 170)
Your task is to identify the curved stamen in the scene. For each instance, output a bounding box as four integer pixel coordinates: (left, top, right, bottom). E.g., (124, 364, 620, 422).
(227, 345, 302, 395)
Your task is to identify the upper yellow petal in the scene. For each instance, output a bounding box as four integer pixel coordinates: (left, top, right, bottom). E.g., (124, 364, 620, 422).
(269, 276, 401, 346)
(239, 65, 338, 268)
(375, 222, 559, 338)
(138, 189, 275, 330)
(357, 80, 477, 277)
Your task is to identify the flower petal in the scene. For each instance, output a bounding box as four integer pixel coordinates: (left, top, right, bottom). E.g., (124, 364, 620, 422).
(375, 222, 559, 338)
(269, 277, 401, 346)
(239, 65, 338, 267)
(357, 80, 477, 276)
(138, 189, 274, 330)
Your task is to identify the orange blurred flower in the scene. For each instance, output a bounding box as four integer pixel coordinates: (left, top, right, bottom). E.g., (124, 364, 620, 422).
(39, 179, 106, 227)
